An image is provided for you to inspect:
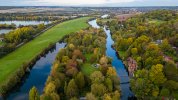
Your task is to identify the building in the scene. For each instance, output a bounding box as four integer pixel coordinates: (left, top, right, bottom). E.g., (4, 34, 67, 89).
(0, 38, 4, 42)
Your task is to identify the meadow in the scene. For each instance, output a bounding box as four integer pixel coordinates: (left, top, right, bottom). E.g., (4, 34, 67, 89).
(0, 17, 90, 87)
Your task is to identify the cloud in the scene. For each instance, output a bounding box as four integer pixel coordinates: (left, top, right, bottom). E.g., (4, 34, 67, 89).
(35, 0, 138, 5)
(0, 0, 178, 6)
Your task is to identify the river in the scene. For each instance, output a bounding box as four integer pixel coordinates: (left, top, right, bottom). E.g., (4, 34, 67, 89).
(88, 19, 134, 100)
(1, 18, 134, 100)
(0, 21, 51, 27)
(0, 29, 13, 34)
(3, 43, 66, 100)
(0, 21, 51, 34)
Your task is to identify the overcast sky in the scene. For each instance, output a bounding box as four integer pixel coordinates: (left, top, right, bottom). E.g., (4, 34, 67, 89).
(0, 0, 178, 6)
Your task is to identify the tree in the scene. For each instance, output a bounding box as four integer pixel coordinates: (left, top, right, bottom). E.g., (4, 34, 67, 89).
(160, 39, 173, 53)
(131, 48, 138, 55)
(91, 83, 107, 96)
(61, 56, 70, 63)
(107, 67, 117, 77)
(103, 94, 112, 100)
(66, 67, 78, 77)
(112, 91, 120, 100)
(75, 72, 85, 90)
(90, 71, 104, 83)
(99, 56, 108, 66)
(105, 78, 113, 92)
(160, 88, 170, 97)
(86, 93, 97, 100)
(66, 79, 79, 99)
(72, 49, 82, 60)
(37, 23, 45, 31)
(68, 44, 75, 50)
(44, 82, 56, 94)
(149, 64, 166, 85)
(40, 93, 60, 100)
(50, 93, 60, 100)
(29, 86, 40, 100)
(130, 69, 152, 99)
(151, 86, 159, 97)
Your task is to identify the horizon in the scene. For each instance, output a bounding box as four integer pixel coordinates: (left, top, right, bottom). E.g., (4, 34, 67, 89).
(1, 0, 178, 6)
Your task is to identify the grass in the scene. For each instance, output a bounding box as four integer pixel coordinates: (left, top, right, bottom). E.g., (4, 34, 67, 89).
(148, 19, 165, 25)
(84, 53, 92, 61)
(0, 41, 3, 46)
(0, 17, 91, 86)
(101, 19, 114, 23)
(0, 41, 5, 47)
(81, 53, 98, 76)
(81, 63, 98, 76)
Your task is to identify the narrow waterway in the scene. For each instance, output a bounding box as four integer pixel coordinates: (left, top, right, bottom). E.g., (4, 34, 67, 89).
(5, 42, 66, 100)
(88, 19, 134, 100)
(1, 18, 134, 100)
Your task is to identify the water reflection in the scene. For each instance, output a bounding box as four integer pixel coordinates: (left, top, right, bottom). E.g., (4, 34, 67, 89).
(0, 21, 51, 27)
(88, 19, 134, 100)
(6, 43, 66, 100)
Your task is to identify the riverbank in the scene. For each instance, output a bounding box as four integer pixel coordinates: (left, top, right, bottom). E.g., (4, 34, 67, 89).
(0, 17, 91, 95)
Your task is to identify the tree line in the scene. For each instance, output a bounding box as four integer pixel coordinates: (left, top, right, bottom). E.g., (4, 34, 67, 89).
(106, 10, 178, 99)
(0, 23, 16, 29)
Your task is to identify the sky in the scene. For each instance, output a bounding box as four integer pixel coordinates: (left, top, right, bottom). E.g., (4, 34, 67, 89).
(0, 0, 178, 6)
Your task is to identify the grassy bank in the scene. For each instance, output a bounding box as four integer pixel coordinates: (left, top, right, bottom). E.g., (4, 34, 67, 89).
(0, 17, 91, 89)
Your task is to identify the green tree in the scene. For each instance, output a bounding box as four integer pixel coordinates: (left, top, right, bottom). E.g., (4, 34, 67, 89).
(160, 88, 170, 97)
(29, 86, 40, 100)
(75, 72, 85, 90)
(130, 69, 151, 98)
(160, 39, 173, 53)
(151, 86, 159, 97)
(66, 79, 79, 99)
(86, 93, 97, 100)
(91, 83, 107, 96)
(131, 48, 138, 55)
(61, 56, 70, 63)
(105, 78, 113, 92)
(149, 64, 166, 85)
(37, 23, 45, 31)
(112, 90, 120, 100)
(90, 71, 104, 83)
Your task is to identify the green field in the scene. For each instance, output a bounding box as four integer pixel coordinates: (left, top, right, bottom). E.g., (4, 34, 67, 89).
(0, 41, 3, 46)
(101, 19, 114, 23)
(0, 17, 90, 86)
(148, 19, 165, 25)
(0, 41, 5, 47)
(81, 63, 98, 76)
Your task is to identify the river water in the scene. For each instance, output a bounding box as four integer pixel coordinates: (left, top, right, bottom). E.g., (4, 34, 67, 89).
(0, 21, 51, 27)
(88, 19, 134, 100)
(0, 29, 13, 34)
(0, 21, 51, 34)
(1, 18, 134, 100)
(4, 43, 66, 100)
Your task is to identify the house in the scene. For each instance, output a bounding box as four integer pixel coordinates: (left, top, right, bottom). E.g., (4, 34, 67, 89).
(155, 39, 163, 45)
(127, 57, 138, 77)
(0, 38, 3, 42)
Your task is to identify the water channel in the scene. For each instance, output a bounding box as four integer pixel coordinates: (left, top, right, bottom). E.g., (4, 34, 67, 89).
(88, 19, 134, 100)
(0, 21, 51, 34)
(2, 18, 134, 100)
(5, 43, 66, 100)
